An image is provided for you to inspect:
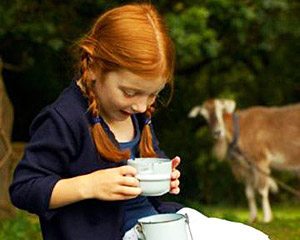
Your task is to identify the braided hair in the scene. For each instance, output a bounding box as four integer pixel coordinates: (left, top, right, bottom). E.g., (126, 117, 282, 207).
(74, 3, 174, 162)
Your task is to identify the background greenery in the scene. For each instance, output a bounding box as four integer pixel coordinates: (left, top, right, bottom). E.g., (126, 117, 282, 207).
(1, 0, 299, 212)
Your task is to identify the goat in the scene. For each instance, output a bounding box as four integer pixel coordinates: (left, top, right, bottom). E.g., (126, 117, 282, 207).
(188, 99, 300, 223)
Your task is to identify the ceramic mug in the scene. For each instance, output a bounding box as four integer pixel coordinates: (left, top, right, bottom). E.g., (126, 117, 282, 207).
(127, 158, 172, 196)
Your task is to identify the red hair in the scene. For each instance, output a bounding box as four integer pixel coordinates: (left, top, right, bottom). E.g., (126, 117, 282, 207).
(75, 3, 175, 162)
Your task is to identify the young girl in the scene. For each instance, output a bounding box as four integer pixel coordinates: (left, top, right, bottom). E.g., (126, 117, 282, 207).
(9, 3, 269, 240)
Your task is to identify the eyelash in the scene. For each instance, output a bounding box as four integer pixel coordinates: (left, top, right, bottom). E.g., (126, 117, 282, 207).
(123, 90, 137, 97)
(122, 89, 159, 99)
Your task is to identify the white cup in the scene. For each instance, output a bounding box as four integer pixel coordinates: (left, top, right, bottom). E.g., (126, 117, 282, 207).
(127, 158, 172, 196)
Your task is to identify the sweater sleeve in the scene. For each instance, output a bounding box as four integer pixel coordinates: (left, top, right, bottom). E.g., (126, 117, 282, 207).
(9, 106, 78, 220)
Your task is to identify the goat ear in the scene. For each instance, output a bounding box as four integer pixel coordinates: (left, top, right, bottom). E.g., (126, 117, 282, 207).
(222, 100, 236, 113)
(188, 106, 209, 119)
(188, 106, 202, 118)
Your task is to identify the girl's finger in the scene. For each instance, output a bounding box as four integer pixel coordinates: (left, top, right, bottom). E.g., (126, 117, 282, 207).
(116, 185, 142, 197)
(171, 179, 180, 189)
(171, 169, 180, 180)
(170, 187, 180, 195)
(172, 156, 181, 169)
(119, 165, 137, 176)
(121, 176, 140, 187)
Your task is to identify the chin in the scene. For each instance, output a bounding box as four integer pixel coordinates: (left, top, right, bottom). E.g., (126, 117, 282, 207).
(113, 112, 131, 121)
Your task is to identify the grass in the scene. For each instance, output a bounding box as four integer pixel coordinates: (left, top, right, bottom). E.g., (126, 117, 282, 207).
(1, 203, 300, 239)
(0, 212, 42, 240)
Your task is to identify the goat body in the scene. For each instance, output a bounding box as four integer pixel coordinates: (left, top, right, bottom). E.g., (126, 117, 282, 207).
(189, 99, 300, 223)
(233, 105, 300, 170)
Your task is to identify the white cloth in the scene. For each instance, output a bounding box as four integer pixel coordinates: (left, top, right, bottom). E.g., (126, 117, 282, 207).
(177, 208, 270, 240)
(123, 228, 139, 240)
(123, 207, 270, 240)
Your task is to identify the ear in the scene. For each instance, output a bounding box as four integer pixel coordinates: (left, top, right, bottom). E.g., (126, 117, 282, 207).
(188, 106, 209, 119)
(188, 106, 202, 118)
(221, 99, 236, 113)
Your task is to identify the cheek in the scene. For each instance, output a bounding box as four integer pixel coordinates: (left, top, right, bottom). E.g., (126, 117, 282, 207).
(108, 93, 132, 109)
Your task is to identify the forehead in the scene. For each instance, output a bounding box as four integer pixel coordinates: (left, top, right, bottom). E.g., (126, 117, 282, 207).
(113, 69, 166, 92)
(203, 99, 217, 112)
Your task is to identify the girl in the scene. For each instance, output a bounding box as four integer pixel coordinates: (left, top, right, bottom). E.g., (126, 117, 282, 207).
(9, 3, 269, 240)
(10, 3, 181, 240)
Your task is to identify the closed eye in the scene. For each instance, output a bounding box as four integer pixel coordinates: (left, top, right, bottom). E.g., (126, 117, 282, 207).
(122, 88, 161, 99)
(122, 89, 139, 97)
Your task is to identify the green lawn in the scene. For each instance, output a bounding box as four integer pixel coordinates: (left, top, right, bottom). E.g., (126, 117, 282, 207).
(1, 203, 300, 239)
(0, 212, 42, 240)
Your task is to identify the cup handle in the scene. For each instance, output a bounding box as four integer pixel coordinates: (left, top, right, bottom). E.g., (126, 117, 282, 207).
(184, 213, 194, 240)
(134, 223, 146, 240)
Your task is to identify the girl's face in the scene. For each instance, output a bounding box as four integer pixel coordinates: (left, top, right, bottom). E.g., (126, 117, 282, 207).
(94, 69, 166, 124)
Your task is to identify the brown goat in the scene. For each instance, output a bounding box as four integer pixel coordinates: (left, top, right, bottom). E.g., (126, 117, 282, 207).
(188, 99, 300, 223)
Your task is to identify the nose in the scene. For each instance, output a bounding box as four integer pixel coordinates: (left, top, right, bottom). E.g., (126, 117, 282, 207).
(131, 101, 148, 113)
(131, 95, 156, 114)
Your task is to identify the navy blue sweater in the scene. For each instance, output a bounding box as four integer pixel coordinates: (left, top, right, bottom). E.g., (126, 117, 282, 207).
(9, 81, 182, 240)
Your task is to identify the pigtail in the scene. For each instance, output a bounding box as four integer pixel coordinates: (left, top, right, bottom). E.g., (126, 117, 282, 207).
(78, 52, 130, 162)
(138, 107, 158, 158)
(78, 52, 158, 161)
(92, 119, 131, 162)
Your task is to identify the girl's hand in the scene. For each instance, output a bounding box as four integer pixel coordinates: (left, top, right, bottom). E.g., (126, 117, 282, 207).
(170, 156, 181, 194)
(86, 165, 142, 201)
